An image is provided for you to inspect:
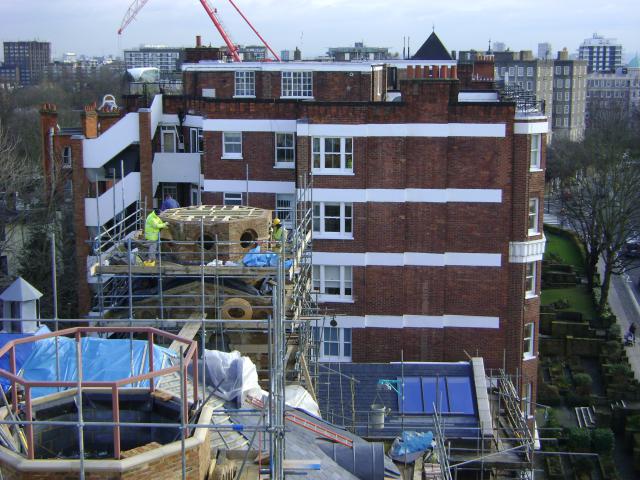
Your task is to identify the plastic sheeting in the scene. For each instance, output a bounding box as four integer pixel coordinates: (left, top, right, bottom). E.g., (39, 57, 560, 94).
(285, 385, 321, 418)
(200, 350, 261, 402)
(389, 431, 434, 461)
(0, 325, 50, 392)
(242, 245, 293, 270)
(19, 336, 176, 398)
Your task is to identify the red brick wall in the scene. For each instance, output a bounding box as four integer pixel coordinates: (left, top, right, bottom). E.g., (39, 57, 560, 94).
(183, 70, 373, 102)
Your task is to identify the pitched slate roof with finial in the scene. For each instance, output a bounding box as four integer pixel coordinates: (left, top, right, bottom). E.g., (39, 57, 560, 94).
(629, 54, 640, 69)
(0, 277, 43, 302)
(412, 31, 453, 61)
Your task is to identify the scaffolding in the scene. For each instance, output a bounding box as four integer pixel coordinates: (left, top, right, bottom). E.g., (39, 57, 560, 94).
(313, 362, 536, 479)
(0, 173, 319, 479)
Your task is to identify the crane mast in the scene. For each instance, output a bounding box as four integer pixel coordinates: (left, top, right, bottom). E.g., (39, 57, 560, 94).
(117, 0, 281, 62)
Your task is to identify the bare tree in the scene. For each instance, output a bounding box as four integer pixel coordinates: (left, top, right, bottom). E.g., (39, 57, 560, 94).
(597, 161, 640, 310)
(0, 121, 40, 287)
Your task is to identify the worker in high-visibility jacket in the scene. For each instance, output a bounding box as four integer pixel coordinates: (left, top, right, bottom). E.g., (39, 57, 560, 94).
(145, 209, 168, 262)
(270, 218, 287, 252)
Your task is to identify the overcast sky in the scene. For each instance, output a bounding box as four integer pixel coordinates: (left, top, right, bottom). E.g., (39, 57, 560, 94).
(1, 0, 639, 61)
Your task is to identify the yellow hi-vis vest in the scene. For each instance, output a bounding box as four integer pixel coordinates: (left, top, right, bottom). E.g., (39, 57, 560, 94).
(145, 211, 167, 241)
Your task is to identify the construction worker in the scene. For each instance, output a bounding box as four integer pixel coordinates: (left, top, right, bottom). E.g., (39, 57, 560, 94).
(145, 209, 168, 263)
(270, 218, 287, 252)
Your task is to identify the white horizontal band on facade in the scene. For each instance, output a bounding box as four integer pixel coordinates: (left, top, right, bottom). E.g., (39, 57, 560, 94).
(509, 236, 547, 263)
(298, 123, 506, 138)
(203, 179, 295, 194)
(313, 252, 502, 268)
(199, 119, 505, 138)
(311, 188, 502, 203)
(514, 121, 549, 135)
(160, 114, 204, 129)
(327, 315, 500, 329)
(203, 119, 297, 133)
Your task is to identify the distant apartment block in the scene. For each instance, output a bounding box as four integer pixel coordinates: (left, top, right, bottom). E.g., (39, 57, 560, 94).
(552, 49, 588, 140)
(0, 64, 20, 89)
(492, 50, 555, 134)
(538, 42, 552, 60)
(124, 45, 184, 75)
(586, 59, 640, 118)
(3, 41, 51, 85)
(328, 42, 391, 61)
(578, 33, 622, 73)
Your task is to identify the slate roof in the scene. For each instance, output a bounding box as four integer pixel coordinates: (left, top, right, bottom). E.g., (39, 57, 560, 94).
(230, 404, 400, 479)
(0, 277, 43, 302)
(412, 32, 453, 61)
(316, 362, 480, 439)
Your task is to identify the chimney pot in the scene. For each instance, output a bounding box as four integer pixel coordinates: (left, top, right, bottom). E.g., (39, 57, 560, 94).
(196, 35, 202, 47)
(441, 65, 448, 78)
(414, 65, 422, 78)
(407, 65, 414, 79)
(451, 65, 458, 79)
(433, 65, 440, 78)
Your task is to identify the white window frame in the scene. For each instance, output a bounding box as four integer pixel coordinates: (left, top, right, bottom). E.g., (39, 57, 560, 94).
(564, 105, 570, 114)
(222, 132, 242, 160)
(62, 146, 72, 168)
(223, 192, 243, 206)
(565, 78, 571, 88)
(313, 265, 353, 302)
(555, 66, 561, 75)
(517, 66, 524, 77)
(281, 71, 313, 98)
(313, 326, 352, 362)
(526, 67, 533, 77)
(529, 134, 541, 170)
(312, 137, 353, 174)
(528, 198, 539, 235)
(274, 132, 295, 168)
(556, 91, 562, 101)
(556, 78, 563, 89)
(313, 202, 353, 239)
(234, 70, 255, 97)
(563, 66, 570, 75)
(161, 126, 177, 153)
(525, 262, 537, 298)
(523, 382, 533, 418)
(526, 81, 532, 91)
(524, 323, 535, 359)
(275, 193, 295, 228)
(508, 66, 515, 76)
(564, 91, 570, 101)
(189, 127, 203, 153)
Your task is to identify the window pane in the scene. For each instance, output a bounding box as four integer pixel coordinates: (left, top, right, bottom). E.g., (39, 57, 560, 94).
(446, 377, 475, 414)
(325, 218, 340, 232)
(343, 328, 351, 342)
(324, 204, 340, 217)
(324, 266, 339, 281)
(398, 377, 423, 414)
(325, 153, 341, 168)
(421, 377, 437, 414)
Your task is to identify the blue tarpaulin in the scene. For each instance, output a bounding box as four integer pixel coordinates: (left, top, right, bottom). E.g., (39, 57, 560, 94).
(19, 336, 176, 398)
(242, 245, 293, 269)
(0, 326, 50, 392)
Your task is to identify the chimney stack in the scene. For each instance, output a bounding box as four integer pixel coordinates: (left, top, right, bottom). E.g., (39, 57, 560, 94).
(196, 35, 202, 47)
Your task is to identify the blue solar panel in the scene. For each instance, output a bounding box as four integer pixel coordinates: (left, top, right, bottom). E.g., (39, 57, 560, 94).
(398, 377, 423, 413)
(437, 376, 450, 413)
(446, 377, 475, 414)
(421, 377, 437, 413)
(396, 375, 475, 416)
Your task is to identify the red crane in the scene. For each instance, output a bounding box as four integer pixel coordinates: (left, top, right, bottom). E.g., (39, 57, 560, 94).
(118, 0, 281, 62)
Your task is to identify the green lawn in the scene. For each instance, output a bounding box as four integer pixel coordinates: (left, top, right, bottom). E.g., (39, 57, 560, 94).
(544, 229, 585, 273)
(542, 228, 597, 320)
(541, 286, 597, 321)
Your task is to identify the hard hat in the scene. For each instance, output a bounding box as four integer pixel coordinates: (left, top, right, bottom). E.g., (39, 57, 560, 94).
(273, 218, 281, 225)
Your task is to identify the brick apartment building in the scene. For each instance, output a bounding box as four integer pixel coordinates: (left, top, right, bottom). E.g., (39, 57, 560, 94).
(40, 33, 547, 417)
